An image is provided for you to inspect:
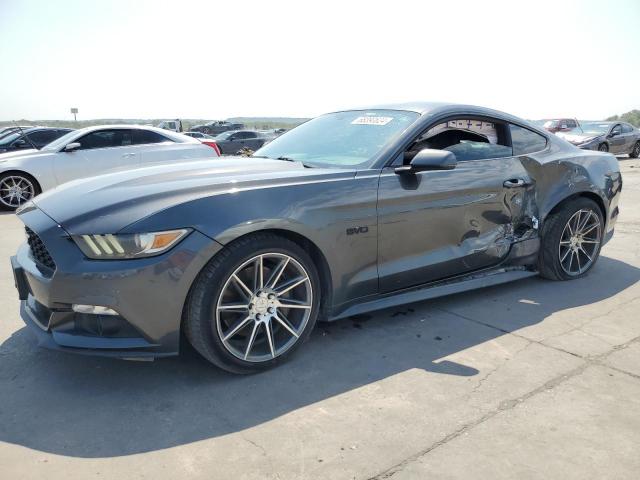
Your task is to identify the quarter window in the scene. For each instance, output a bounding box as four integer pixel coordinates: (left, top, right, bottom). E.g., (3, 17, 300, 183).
(133, 130, 172, 145)
(510, 125, 547, 155)
(621, 124, 634, 133)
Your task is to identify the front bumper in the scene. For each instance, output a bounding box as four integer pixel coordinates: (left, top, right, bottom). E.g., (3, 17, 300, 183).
(11, 206, 222, 359)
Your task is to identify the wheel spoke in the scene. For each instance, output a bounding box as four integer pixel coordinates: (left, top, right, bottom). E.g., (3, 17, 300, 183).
(244, 321, 260, 359)
(578, 245, 592, 262)
(273, 312, 299, 338)
(267, 257, 289, 288)
(218, 304, 249, 311)
(232, 274, 254, 298)
(576, 249, 582, 273)
(581, 222, 600, 236)
(581, 240, 600, 244)
(278, 298, 312, 309)
(266, 319, 276, 358)
(276, 276, 308, 296)
(223, 315, 253, 342)
(560, 247, 571, 262)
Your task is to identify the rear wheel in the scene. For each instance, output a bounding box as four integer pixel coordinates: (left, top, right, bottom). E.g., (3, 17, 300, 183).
(184, 233, 321, 373)
(538, 198, 604, 280)
(598, 143, 609, 152)
(630, 141, 640, 158)
(0, 172, 40, 211)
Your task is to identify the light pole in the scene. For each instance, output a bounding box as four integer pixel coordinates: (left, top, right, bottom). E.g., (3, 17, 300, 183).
(70, 107, 78, 122)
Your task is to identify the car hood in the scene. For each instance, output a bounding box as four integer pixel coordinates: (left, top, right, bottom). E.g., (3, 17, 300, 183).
(556, 132, 603, 144)
(31, 157, 354, 234)
(0, 148, 41, 161)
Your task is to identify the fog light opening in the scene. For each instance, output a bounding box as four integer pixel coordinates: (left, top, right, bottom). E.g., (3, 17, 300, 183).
(72, 304, 119, 316)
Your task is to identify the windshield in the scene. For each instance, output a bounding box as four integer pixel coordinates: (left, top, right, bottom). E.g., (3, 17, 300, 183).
(0, 132, 21, 146)
(215, 131, 234, 140)
(254, 109, 419, 169)
(543, 120, 559, 128)
(42, 130, 78, 151)
(566, 123, 610, 136)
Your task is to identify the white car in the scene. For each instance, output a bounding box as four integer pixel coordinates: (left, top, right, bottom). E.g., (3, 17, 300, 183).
(0, 125, 218, 210)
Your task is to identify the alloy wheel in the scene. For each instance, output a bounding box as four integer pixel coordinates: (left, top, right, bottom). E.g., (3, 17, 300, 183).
(558, 209, 601, 276)
(598, 144, 608, 152)
(633, 142, 640, 157)
(0, 175, 35, 209)
(215, 253, 313, 362)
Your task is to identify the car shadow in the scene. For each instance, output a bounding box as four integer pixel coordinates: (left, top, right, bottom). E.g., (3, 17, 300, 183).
(0, 255, 638, 458)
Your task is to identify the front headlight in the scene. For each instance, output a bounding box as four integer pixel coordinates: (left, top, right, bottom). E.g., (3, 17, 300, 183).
(578, 137, 597, 146)
(72, 229, 190, 259)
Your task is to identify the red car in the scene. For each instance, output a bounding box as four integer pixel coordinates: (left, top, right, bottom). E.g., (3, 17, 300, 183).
(543, 118, 578, 133)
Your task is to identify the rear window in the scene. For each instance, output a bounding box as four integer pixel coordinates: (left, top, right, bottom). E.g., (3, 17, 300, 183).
(510, 125, 547, 155)
(134, 130, 172, 145)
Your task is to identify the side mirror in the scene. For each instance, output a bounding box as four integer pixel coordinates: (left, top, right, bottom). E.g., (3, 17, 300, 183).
(395, 149, 457, 174)
(13, 139, 28, 148)
(608, 131, 619, 138)
(64, 142, 81, 152)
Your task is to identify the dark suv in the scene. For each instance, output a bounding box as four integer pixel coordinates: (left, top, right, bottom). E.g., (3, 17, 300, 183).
(0, 127, 74, 153)
(212, 130, 268, 154)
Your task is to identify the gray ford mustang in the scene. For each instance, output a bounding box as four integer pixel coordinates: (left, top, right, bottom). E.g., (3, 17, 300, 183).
(11, 102, 622, 373)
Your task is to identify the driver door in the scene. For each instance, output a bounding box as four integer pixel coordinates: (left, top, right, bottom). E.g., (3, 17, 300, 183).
(53, 129, 140, 185)
(376, 119, 537, 293)
(608, 124, 624, 154)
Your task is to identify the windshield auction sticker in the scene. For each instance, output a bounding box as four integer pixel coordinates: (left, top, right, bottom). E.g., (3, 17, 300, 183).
(351, 116, 393, 126)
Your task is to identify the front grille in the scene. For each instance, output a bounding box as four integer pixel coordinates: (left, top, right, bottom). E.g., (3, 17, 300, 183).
(25, 227, 56, 270)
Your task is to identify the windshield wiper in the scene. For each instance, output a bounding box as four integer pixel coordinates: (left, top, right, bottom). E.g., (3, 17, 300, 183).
(274, 156, 314, 168)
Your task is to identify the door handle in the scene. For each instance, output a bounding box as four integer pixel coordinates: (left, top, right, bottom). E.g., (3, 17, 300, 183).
(503, 178, 528, 188)
(122, 153, 136, 158)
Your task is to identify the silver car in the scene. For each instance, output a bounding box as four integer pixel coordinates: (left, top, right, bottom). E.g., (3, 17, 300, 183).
(557, 121, 640, 156)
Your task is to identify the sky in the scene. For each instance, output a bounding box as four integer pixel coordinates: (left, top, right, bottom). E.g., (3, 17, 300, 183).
(0, 0, 638, 121)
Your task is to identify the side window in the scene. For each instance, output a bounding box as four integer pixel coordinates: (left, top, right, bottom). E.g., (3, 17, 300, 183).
(621, 124, 633, 134)
(611, 124, 622, 135)
(77, 130, 134, 150)
(244, 132, 257, 139)
(133, 130, 172, 145)
(404, 118, 513, 163)
(24, 130, 59, 147)
(567, 120, 577, 128)
(510, 125, 547, 155)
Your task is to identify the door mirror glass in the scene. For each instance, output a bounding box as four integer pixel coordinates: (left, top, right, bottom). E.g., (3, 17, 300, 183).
(609, 130, 619, 138)
(396, 149, 457, 174)
(13, 139, 28, 148)
(64, 142, 81, 152)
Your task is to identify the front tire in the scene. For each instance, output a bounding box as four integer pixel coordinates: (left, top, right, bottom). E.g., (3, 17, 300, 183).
(598, 143, 609, 152)
(184, 232, 321, 373)
(0, 172, 41, 211)
(538, 198, 604, 281)
(630, 141, 640, 158)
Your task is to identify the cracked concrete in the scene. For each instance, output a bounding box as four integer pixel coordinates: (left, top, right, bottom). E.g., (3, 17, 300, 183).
(0, 158, 639, 479)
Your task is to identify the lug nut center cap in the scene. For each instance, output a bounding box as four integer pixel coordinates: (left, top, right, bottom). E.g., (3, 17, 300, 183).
(254, 297, 269, 314)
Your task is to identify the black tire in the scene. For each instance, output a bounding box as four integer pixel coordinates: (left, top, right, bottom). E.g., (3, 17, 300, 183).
(0, 171, 41, 211)
(184, 232, 321, 373)
(537, 197, 604, 281)
(630, 141, 640, 158)
(598, 143, 609, 152)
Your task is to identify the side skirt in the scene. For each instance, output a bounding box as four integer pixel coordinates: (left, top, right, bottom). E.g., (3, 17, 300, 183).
(329, 268, 537, 321)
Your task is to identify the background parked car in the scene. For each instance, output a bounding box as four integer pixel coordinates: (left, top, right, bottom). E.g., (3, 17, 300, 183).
(556, 121, 640, 156)
(0, 127, 73, 154)
(211, 130, 269, 154)
(156, 119, 183, 132)
(0, 125, 217, 210)
(0, 125, 36, 137)
(190, 121, 245, 135)
(183, 131, 215, 139)
(543, 118, 579, 133)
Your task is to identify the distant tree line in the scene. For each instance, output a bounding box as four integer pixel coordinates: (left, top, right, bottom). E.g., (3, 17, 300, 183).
(605, 109, 640, 127)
